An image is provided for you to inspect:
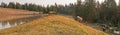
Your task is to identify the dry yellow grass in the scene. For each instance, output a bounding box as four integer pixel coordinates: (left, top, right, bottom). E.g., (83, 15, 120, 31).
(0, 15, 108, 35)
(0, 8, 39, 21)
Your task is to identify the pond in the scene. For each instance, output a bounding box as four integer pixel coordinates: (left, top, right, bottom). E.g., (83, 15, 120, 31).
(0, 15, 42, 30)
(0, 21, 25, 29)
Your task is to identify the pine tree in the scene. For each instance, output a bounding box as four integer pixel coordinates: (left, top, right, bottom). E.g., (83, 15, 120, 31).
(0, 2, 7, 8)
(8, 2, 16, 8)
(99, 0, 118, 26)
(83, 0, 96, 22)
(15, 2, 22, 9)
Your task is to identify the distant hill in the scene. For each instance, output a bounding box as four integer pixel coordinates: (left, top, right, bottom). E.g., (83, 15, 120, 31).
(0, 8, 39, 21)
(0, 15, 108, 35)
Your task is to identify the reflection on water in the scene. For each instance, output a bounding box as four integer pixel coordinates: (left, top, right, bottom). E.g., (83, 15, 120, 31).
(0, 21, 26, 30)
(0, 15, 42, 30)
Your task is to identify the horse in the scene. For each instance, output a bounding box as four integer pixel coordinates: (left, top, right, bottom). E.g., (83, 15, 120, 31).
(76, 16, 83, 22)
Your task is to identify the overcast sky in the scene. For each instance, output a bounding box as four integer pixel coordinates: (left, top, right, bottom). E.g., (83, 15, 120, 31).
(0, 0, 77, 6)
(0, 0, 119, 6)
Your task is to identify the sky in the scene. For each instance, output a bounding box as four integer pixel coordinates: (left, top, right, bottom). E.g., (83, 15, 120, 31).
(82, 0, 119, 5)
(0, 0, 77, 6)
(0, 0, 119, 6)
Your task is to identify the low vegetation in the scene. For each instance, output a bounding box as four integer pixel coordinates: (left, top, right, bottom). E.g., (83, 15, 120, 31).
(0, 15, 108, 35)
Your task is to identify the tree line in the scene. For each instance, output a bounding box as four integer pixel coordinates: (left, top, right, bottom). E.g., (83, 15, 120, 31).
(75, 0, 120, 28)
(0, 0, 120, 27)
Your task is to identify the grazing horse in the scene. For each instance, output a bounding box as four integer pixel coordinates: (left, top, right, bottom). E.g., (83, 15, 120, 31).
(48, 11, 57, 15)
(76, 16, 83, 22)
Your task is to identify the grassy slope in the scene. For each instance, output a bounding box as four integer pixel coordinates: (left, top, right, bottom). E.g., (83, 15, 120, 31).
(0, 8, 39, 21)
(0, 15, 108, 35)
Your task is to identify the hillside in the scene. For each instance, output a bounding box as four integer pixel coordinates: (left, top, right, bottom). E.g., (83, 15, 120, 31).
(0, 15, 108, 35)
(0, 8, 39, 21)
